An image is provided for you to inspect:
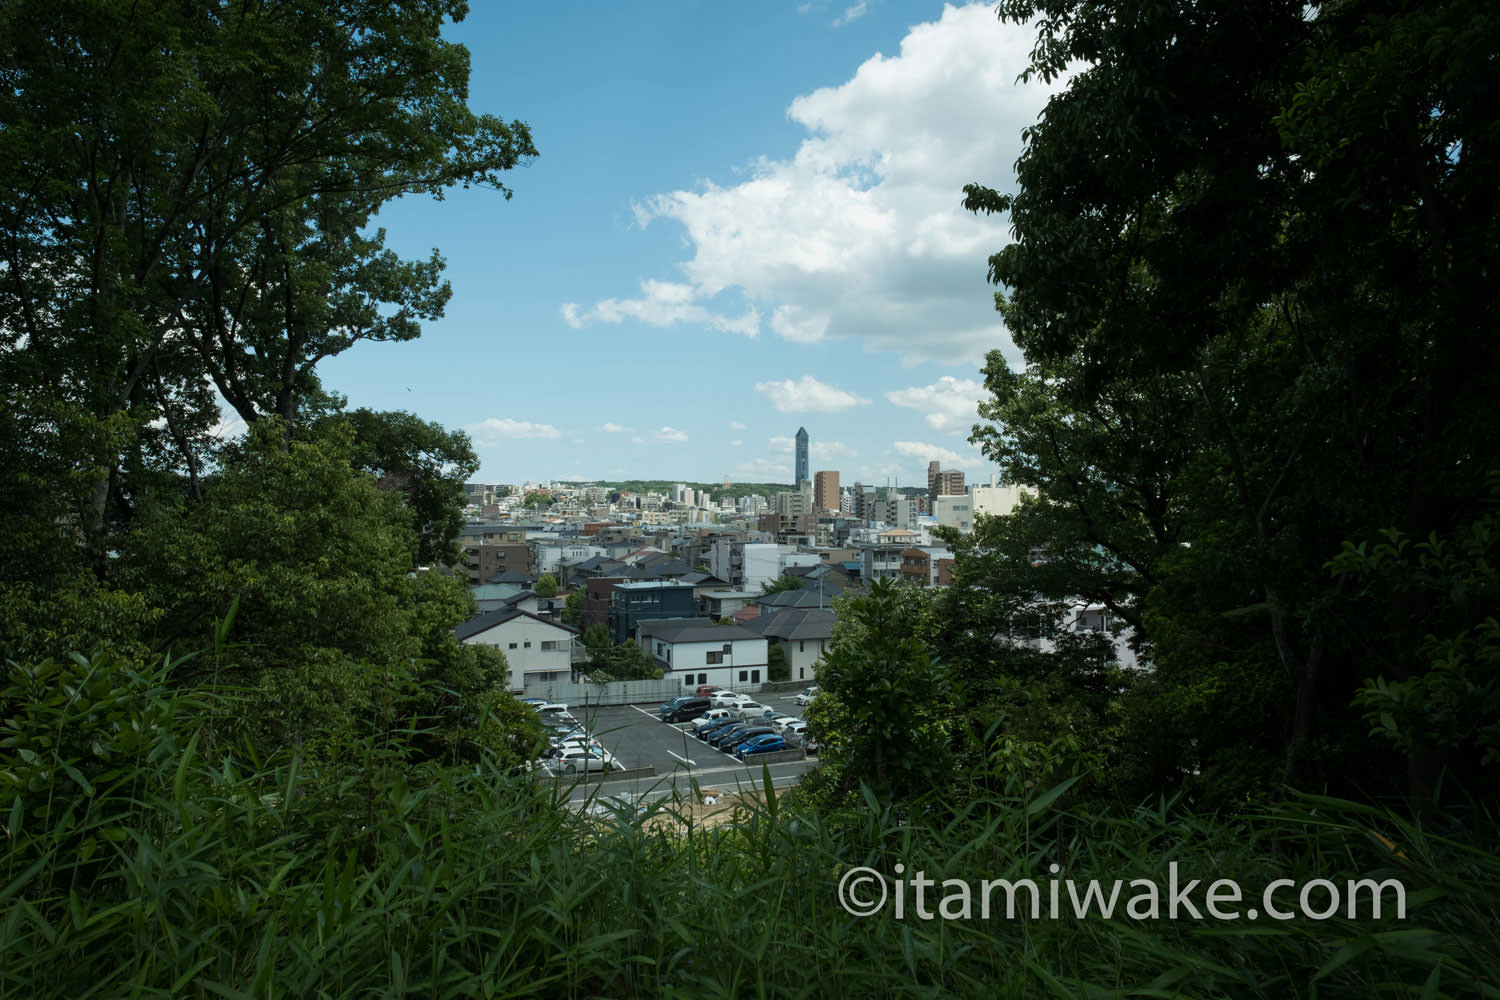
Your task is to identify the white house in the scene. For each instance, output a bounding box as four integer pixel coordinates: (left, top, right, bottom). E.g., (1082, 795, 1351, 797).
(636, 619, 770, 692)
(456, 607, 580, 694)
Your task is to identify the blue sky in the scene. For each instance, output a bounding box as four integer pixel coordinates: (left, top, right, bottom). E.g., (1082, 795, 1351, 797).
(317, 2, 1061, 487)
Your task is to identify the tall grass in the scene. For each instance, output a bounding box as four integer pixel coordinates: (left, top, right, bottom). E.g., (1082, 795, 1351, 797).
(3, 650, 1497, 998)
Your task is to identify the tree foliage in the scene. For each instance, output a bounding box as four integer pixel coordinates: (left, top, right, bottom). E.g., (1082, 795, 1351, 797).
(0, 0, 535, 577)
(963, 0, 1499, 808)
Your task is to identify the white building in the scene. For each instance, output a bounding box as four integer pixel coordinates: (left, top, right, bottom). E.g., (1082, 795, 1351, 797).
(637, 620, 771, 691)
(456, 608, 581, 694)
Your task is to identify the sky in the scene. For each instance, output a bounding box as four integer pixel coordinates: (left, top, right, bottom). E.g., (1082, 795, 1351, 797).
(317, 1, 1063, 488)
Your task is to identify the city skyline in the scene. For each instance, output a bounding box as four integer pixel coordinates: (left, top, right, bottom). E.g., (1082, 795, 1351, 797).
(311, 3, 1064, 486)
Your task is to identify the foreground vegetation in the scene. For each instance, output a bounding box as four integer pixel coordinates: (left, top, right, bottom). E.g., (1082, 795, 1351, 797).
(3, 652, 1497, 999)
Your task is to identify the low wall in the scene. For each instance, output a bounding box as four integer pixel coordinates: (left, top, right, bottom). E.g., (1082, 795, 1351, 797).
(550, 764, 659, 786)
(733, 749, 805, 765)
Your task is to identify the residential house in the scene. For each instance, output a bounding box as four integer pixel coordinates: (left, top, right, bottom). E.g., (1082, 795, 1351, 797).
(637, 619, 771, 691)
(455, 608, 581, 694)
(744, 607, 836, 684)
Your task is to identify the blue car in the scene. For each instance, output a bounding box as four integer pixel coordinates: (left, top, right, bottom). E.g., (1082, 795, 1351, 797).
(736, 733, 787, 759)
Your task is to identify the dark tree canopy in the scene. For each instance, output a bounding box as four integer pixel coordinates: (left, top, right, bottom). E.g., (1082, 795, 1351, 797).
(963, 0, 1499, 808)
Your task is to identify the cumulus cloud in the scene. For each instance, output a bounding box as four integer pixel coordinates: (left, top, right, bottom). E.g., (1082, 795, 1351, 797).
(600, 422, 633, 433)
(561, 279, 759, 337)
(564, 4, 1059, 366)
(465, 418, 563, 445)
(729, 421, 748, 430)
(632, 426, 689, 444)
(886, 376, 985, 434)
(893, 440, 972, 467)
(755, 374, 871, 412)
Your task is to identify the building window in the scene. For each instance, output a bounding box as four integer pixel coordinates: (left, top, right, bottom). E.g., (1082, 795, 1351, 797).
(684, 676, 694, 687)
(508, 642, 518, 649)
(799, 668, 805, 679)
(707, 651, 723, 665)
(698, 673, 707, 684)
(738, 670, 748, 683)
(524, 641, 532, 648)
(799, 640, 805, 652)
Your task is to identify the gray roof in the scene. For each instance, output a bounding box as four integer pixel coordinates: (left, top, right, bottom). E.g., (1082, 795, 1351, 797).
(743, 607, 837, 641)
(454, 607, 578, 642)
(636, 619, 763, 645)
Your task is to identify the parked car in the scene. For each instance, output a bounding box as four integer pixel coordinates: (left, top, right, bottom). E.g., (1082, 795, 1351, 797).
(660, 696, 712, 722)
(707, 723, 756, 749)
(691, 708, 735, 731)
(736, 734, 788, 759)
(696, 718, 741, 741)
(695, 685, 725, 697)
(780, 719, 808, 743)
(793, 686, 819, 706)
(763, 713, 798, 730)
(713, 724, 775, 751)
(734, 701, 771, 721)
(551, 747, 618, 774)
(710, 691, 751, 708)
(534, 702, 570, 714)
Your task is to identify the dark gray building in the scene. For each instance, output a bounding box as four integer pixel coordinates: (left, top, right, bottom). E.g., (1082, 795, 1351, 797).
(795, 426, 809, 486)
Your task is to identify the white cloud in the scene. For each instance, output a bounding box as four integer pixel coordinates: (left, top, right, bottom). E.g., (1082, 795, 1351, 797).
(465, 418, 563, 445)
(729, 420, 748, 430)
(731, 439, 743, 447)
(632, 426, 689, 444)
(600, 422, 633, 433)
(893, 440, 972, 466)
(566, 4, 1060, 367)
(832, 1, 867, 27)
(755, 374, 871, 413)
(886, 376, 985, 434)
(561, 279, 760, 336)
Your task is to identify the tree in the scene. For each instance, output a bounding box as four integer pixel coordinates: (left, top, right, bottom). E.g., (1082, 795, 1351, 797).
(760, 575, 805, 596)
(534, 574, 559, 599)
(561, 589, 583, 627)
(965, 0, 1500, 807)
(329, 408, 478, 568)
(766, 642, 789, 682)
(117, 419, 492, 754)
(0, 0, 536, 577)
(807, 580, 955, 800)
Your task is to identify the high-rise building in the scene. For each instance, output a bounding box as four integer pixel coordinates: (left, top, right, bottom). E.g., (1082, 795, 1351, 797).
(928, 461, 965, 508)
(795, 427, 809, 486)
(813, 470, 840, 513)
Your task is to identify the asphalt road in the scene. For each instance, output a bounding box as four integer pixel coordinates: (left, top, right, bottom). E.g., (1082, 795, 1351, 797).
(552, 690, 819, 807)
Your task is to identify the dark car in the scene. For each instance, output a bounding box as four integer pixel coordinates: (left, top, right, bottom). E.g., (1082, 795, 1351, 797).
(660, 696, 712, 723)
(706, 723, 755, 749)
(712, 724, 775, 751)
(696, 717, 741, 741)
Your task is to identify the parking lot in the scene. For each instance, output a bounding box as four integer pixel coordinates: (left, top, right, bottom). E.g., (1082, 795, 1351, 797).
(546, 689, 819, 806)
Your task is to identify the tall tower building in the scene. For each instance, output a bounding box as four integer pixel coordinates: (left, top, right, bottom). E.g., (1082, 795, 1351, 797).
(928, 461, 965, 507)
(813, 470, 840, 513)
(795, 427, 809, 486)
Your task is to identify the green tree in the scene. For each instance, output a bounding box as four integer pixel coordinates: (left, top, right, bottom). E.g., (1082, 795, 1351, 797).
(0, 0, 535, 578)
(331, 408, 479, 568)
(561, 589, 583, 627)
(534, 574, 559, 599)
(965, 0, 1499, 807)
(760, 575, 806, 596)
(767, 642, 789, 682)
(117, 419, 498, 755)
(807, 580, 955, 801)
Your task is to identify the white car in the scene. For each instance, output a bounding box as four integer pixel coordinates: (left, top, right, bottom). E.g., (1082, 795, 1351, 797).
(692, 708, 735, 730)
(550, 747, 619, 774)
(781, 720, 808, 745)
(793, 686, 820, 706)
(768, 715, 801, 733)
(735, 701, 771, 721)
(711, 691, 751, 708)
